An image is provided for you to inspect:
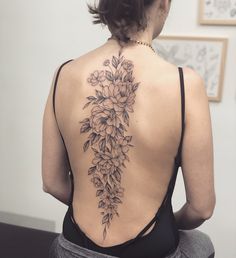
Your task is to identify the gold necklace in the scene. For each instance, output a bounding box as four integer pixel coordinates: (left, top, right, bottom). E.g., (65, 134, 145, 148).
(128, 38, 156, 54)
(107, 36, 156, 54)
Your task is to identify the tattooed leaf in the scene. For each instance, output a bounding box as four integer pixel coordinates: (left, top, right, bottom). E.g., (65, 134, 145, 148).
(117, 126, 125, 136)
(123, 71, 133, 82)
(117, 187, 125, 198)
(122, 163, 126, 168)
(99, 138, 106, 152)
(95, 90, 103, 98)
(105, 70, 114, 81)
(80, 123, 91, 133)
(122, 111, 129, 126)
(106, 134, 111, 142)
(109, 175, 116, 186)
(125, 136, 132, 143)
(89, 132, 97, 145)
(98, 200, 106, 208)
(119, 55, 124, 63)
(91, 176, 103, 188)
(88, 166, 96, 175)
(117, 167, 123, 174)
(110, 137, 116, 149)
(97, 96, 105, 104)
(93, 134, 101, 144)
(112, 56, 119, 69)
(114, 70, 120, 80)
(114, 170, 121, 183)
(96, 189, 104, 197)
(124, 153, 130, 162)
(106, 138, 112, 152)
(87, 96, 97, 101)
(83, 140, 90, 152)
(91, 147, 99, 154)
(132, 82, 139, 91)
(103, 226, 107, 239)
(102, 214, 109, 224)
(116, 127, 124, 138)
(119, 123, 127, 132)
(113, 197, 122, 204)
(83, 102, 91, 109)
(114, 70, 123, 81)
(105, 182, 112, 194)
(103, 174, 108, 182)
(79, 118, 90, 124)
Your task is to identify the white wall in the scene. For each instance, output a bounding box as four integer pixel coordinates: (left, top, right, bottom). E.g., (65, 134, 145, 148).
(0, 1, 235, 257)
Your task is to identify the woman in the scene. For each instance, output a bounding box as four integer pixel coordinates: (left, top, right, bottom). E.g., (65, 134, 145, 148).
(42, 0, 216, 257)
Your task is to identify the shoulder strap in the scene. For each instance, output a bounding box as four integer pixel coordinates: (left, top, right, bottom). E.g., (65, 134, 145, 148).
(52, 59, 74, 206)
(52, 59, 74, 119)
(175, 67, 185, 167)
(52, 59, 73, 143)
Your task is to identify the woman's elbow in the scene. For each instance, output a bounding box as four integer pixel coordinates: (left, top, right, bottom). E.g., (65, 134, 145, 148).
(42, 183, 51, 193)
(199, 205, 215, 220)
(190, 195, 216, 220)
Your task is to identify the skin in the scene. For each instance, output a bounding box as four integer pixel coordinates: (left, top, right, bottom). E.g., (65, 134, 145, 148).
(42, 0, 215, 247)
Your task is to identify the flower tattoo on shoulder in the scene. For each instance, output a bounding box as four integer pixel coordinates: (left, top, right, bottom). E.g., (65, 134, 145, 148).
(79, 51, 140, 240)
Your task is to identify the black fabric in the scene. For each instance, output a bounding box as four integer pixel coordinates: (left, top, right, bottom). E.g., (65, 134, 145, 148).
(52, 60, 186, 258)
(177, 67, 185, 167)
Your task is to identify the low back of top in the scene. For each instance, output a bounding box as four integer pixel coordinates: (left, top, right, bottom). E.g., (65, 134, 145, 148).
(52, 56, 185, 258)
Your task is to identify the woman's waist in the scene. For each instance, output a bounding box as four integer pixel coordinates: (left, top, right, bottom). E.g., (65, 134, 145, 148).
(62, 202, 179, 257)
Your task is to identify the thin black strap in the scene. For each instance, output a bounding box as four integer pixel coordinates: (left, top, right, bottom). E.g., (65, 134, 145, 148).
(52, 59, 74, 120)
(134, 199, 166, 240)
(131, 184, 170, 241)
(52, 59, 74, 206)
(176, 67, 185, 166)
(69, 171, 74, 206)
(52, 59, 73, 145)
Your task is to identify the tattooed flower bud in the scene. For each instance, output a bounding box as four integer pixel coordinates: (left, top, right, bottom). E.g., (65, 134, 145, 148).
(122, 60, 134, 71)
(103, 59, 110, 66)
(91, 176, 103, 188)
(87, 70, 106, 86)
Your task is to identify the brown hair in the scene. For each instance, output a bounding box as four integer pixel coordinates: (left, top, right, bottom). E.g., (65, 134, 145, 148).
(87, 0, 156, 43)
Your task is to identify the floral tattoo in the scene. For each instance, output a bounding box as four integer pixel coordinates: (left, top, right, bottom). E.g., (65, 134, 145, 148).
(79, 50, 140, 240)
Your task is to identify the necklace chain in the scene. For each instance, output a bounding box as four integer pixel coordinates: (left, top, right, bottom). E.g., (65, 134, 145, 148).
(108, 36, 156, 54)
(128, 38, 156, 54)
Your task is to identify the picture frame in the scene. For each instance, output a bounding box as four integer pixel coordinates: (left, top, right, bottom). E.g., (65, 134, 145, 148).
(153, 35, 228, 102)
(199, 0, 236, 25)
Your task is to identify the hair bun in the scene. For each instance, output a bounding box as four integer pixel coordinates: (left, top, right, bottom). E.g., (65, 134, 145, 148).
(88, 0, 155, 43)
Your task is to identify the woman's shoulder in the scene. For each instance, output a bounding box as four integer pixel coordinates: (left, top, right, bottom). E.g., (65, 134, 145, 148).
(181, 66, 207, 101)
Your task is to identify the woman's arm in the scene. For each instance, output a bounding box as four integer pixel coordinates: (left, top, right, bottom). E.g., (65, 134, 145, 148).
(41, 65, 72, 206)
(174, 67, 216, 230)
(43, 176, 72, 206)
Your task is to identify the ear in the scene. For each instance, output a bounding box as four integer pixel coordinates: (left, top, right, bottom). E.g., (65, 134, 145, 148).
(159, 0, 171, 14)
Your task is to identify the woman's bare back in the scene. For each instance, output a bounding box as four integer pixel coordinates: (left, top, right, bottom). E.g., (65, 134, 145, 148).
(54, 40, 184, 247)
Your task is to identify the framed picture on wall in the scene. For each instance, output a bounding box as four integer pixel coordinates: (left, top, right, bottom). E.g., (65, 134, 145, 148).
(199, 0, 236, 25)
(153, 36, 228, 102)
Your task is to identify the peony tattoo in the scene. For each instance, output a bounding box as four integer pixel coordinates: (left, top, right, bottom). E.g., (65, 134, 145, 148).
(79, 50, 139, 240)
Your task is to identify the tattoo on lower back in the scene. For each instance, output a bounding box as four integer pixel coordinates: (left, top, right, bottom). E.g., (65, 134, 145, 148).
(79, 50, 140, 240)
